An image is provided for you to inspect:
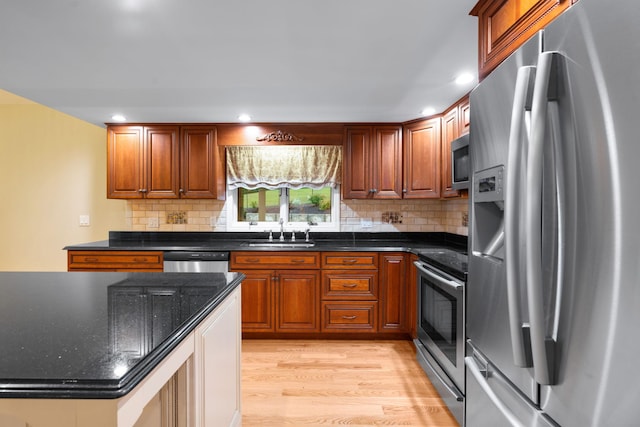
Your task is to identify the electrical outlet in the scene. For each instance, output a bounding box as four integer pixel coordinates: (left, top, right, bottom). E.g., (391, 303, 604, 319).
(148, 217, 159, 228)
(79, 215, 90, 227)
(360, 218, 373, 228)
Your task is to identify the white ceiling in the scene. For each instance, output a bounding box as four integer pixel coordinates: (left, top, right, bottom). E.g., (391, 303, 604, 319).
(0, 0, 478, 127)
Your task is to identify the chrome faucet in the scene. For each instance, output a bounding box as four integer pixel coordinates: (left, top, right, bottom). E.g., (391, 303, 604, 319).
(304, 228, 310, 242)
(279, 218, 285, 241)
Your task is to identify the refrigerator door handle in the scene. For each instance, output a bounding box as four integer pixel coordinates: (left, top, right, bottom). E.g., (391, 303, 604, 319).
(465, 356, 526, 427)
(505, 65, 536, 368)
(527, 51, 562, 385)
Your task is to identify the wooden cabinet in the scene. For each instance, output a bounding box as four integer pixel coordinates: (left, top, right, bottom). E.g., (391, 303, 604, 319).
(321, 252, 379, 332)
(67, 250, 163, 272)
(343, 125, 403, 199)
(107, 124, 221, 199)
(230, 252, 321, 334)
(378, 253, 408, 333)
(440, 95, 470, 199)
(402, 117, 441, 198)
(471, 0, 574, 79)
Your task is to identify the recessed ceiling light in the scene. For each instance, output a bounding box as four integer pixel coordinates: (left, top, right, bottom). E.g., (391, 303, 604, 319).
(111, 114, 127, 122)
(238, 114, 252, 123)
(455, 73, 474, 85)
(420, 107, 436, 117)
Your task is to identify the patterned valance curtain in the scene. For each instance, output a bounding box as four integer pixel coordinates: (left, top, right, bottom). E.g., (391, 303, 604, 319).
(226, 145, 342, 190)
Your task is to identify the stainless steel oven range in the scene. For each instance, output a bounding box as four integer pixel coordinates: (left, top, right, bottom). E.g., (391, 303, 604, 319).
(413, 248, 467, 425)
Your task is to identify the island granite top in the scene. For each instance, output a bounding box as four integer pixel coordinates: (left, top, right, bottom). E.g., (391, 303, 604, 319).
(0, 271, 243, 399)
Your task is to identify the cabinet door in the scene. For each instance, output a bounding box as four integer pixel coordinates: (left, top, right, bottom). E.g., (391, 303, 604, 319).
(276, 270, 320, 332)
(373, 126, 403, 199)
(238, 271, 275, 332)
(107, 126, 144, 199)
(458, 96, 471, 135)
(441, 107, 460, 199)
(471, 0, 571, 79)
(343, 126, 373, 199)
(180, 126, 218, 199)
(403, 117, 441, 198)
(379, 253, 408, 332)
(144, 125, 180, 199)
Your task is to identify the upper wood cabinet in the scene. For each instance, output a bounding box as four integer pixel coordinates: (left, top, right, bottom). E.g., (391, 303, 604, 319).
(343, 125, 403, 199)
(179, 126, 219, 198)
(402, 117, 441, 199)
(107, 125, 221, 199)
(441, 95, 470, 199)
(471, 0, 574, 79)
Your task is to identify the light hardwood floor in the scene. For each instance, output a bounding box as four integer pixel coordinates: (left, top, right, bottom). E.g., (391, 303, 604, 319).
(241, 339, 459, 427)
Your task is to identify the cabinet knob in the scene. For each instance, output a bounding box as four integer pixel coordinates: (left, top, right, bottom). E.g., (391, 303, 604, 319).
(371, 188, 378, 193)
(139, 189, 148, 193)
(402, 188, 407, 193)
(179, 188, 185, 193)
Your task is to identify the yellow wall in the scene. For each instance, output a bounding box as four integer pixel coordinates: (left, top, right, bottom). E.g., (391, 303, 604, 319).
(0, 90, 128, 271)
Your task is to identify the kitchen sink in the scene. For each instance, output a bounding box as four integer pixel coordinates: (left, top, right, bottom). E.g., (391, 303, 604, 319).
(245, 239, 316, 248)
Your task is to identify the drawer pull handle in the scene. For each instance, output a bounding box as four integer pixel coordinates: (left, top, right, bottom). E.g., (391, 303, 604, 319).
(291, 259, 306, 263)
(246, 258, 260, 263)
(342, 283, 358, 288)
(342, 315, 358, 320)
(84, 258, 99, 262)
(342, 259, 358, 264)
(133, 258, 148, 262)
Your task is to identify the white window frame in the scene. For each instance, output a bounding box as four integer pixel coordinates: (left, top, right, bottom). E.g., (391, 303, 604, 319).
(225, 186, 341, 232)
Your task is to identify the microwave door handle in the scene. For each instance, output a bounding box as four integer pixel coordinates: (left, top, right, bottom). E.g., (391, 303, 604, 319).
(413, 261, 463, 291)
(505, 65, 536, 368)
(527, 51, 562, 385)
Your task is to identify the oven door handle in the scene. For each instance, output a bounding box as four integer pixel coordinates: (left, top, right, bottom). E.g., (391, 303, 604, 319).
(413, 261, 463, 291)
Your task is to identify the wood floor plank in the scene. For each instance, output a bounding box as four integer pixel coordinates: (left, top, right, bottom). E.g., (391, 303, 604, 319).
(242, 339, 460, 426)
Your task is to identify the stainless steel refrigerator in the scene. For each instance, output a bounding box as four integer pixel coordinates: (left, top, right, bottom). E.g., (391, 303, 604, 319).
(466, 0, 640, 425)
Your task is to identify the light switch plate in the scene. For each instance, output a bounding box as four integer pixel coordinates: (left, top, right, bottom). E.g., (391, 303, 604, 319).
(79, 215, 90, 227)
(148, 217, 159, 228)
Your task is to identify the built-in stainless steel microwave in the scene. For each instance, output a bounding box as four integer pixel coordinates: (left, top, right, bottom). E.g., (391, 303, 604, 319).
(451, 133, 469, 190)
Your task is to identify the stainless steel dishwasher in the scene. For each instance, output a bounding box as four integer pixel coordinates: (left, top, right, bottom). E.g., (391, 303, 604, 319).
(163, 251, 229, 273)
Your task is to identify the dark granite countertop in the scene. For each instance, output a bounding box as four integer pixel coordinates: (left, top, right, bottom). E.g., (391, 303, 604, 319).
(0, 271, 243, 399)
(64, 231, 468, 253)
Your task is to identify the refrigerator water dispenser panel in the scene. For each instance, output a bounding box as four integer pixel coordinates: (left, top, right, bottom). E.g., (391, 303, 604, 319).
(472, 165, 505, 261)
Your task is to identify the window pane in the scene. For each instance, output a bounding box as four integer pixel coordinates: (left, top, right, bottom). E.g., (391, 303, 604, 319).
(238, 188, 281, 222)
(289, 187, 332, 224)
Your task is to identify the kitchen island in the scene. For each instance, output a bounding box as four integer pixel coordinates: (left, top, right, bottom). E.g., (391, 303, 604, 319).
(0, 271, 244, 427)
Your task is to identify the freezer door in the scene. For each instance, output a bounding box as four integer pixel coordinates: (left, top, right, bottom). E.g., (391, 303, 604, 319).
(468, 33, 542, 404)
(465, 342, 556, 427)
(532, 1, 640, 425)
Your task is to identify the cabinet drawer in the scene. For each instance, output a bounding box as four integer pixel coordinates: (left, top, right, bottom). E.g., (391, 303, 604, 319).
(322, 302, 378, 331)
(68, 251, 164, 271)
(321, 270, 378, 300)
(230, 251, 320, 269)
(321, 252, 378, 269)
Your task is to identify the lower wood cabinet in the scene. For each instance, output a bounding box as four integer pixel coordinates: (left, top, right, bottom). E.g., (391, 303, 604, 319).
(322, 301, 378, 331)
(234, 250, 410, 337)
(68, 250, 163, 272)
(379, 253, 408, 333)
(230, 252, 321, 334)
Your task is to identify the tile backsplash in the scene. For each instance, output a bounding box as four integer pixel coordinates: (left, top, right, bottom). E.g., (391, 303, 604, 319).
(126, 197, 468, 236)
